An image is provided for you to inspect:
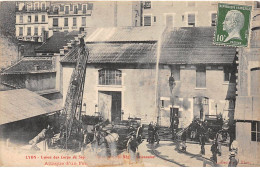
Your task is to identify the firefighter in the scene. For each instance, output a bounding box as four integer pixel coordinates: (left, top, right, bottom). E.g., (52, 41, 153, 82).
(228, 151, 238, 167)
(200, 133, 206, 155)
(148, 122, 154, 144)
(211, 140, 218, 165)
(180, 130, 187, 151)
(216, 130, 223, 156)
(154, 123, 160, 144)
(128, 134, 138, 163)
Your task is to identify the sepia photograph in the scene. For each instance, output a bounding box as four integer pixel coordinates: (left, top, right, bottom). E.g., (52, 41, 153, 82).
(0, 0, 259, 167)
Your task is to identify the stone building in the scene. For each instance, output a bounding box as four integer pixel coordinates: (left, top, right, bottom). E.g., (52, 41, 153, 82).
(141, 1, 253, 27)
(15, 1, 142, 42)
(234, 4, 260, 164)
(58, 27, 236, 127)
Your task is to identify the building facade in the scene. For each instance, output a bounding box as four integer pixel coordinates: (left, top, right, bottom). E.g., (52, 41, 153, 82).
(141, 1, 254, 27)
(234, 5, 260, 164)
(58, 27, 236, 127)
(15, 1, 142, 42)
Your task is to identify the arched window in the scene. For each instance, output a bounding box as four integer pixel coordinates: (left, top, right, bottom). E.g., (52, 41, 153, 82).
(98, 69, 122, 85)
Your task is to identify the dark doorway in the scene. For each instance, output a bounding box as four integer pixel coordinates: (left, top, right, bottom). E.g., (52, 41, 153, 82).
(98, 91, 121, 122)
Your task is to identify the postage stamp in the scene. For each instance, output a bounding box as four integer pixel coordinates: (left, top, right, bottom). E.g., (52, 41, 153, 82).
(214, 3, 252, 47)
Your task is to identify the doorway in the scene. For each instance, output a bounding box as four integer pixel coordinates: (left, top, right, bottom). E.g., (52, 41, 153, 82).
(98, 91, 121, 122)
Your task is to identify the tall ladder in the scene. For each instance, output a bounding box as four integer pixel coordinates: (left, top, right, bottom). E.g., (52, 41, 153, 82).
(62, 38, 89, 148)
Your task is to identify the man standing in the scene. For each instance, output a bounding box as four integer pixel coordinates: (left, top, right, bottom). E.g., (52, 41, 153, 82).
(200, 133, 206, 155)
(211, 140, 218, 165)
(216, 131, 223, 156)
(128, 134, 138, 163)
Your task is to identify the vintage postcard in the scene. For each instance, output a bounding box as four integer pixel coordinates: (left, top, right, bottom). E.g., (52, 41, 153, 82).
(0, 0, 259, 167)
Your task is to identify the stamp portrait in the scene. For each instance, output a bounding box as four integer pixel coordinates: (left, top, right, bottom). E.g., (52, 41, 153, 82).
(214, 3, 252, 47)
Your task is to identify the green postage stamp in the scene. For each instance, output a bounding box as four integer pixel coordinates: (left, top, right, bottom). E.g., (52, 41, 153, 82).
(214, 3, 252, 47)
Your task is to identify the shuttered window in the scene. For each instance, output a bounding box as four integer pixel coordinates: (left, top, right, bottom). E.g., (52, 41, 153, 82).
(53, 18, 58, 27)
(27, 27, 31, 36)
(87, 3, 93, 10)
(144, 15, 151, 26)
(64, 18, 68, 27)
(35, 15, 38, 22)
(65, 6, 69, 14)
(19, 27, 23, 36)
(83, 5, 87, 14)
(34, 27, 38, 35)
(82, 17, 86, 26)
(74, 6, 78, 14)
(73, 17, 77, 26)
(166, 14, 173, 27)
(60, 5, 64, 12)
(188, 14, 195, 26)
(211, 13, 217, 26)
(196, 66, 206, 88)
(42, 15, 45, 22)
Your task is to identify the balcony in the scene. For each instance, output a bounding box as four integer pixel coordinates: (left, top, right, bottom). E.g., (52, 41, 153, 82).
(16, 6, 48, 13)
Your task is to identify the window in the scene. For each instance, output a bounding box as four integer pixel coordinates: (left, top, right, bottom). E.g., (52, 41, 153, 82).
(171, 66, 180, 81)
(27, 27, 31, 36)
(165, 14, 174, 27)
(73, 17, 77, 26)
(161, 100, 164, 108)
(193, 96, 209, 120)
(64, 18, 68, 27)
(42, 15, 45, 22)
(87, 3, 93, 10)
(256, 1, 260, 8)
(224, 67, 231, 82)
(19, 15, 23, 23)
(65, 6, 69, 14)
(211, 13, 217, 26)
(188, 14, 195, 26)
(35, 15, 38, 22)
(154, 16, 156, 22)
(82, 17, 86, 26)
(28, 16, 31, 23)
(83, 5, 87, 14)
(251, 121, 260, 142)
(74, 6, 78, 14)
(19, 27, 23, 36)
(42, 3, 46, 10)
(41, 27, 45, 35)
(98, 69, 122, 85)
(60, 5, 64, 12)
(144, 1, 151, 9)
(196, 66, 206, 88)
(78, 4, 82, 10)
(53, 18, 58, 27)
(35, 3, 38, 10)
(34, 27, 38, 35)
(250, 67, 260, 96)
(144, 15, 152, 26)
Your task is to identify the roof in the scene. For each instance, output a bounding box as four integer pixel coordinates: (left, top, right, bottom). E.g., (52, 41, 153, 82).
(159, 27, 236, 64)
(61, 42, 157, 64)
(0, 89, 62, 125)
(61, 27, 236, 65)
(35, 31, 80, 53)
(0, 57, 54, 75)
